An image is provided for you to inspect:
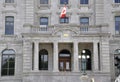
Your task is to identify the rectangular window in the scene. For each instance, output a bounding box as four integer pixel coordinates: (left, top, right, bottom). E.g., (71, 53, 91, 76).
(80, 17, 89, 25)
(5, 0, 14, 3)
(80, 0, 88, 4)
(5, 16, 14, 35)
(60, 0, 68, 4)
(40, 17, 48, 31)
(115, 0, 120, 3)
(80, 17, 89, 31)
(60, 17, 69, 24)
(40, 0, 48, 4)
(115, 16, 120, 34)
(40, 17, 48, 25)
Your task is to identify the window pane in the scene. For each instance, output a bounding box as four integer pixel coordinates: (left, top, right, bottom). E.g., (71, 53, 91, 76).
(60, 62, 64, 70)
(60, 0, 68, 4)
(9, 62, 15, 68)
(44, 55, 48, 62)
(2, 61, 8, 68)
(80, 0, 88, 4)
(60, 17, 69, 23)
(115, 0, 120, 3)
(80, 17, 89, 25)
(1, 69, 8, 76)
(40, 0, 48, 4)
(3, 49, 15, 54)
(2, 55, 8, 68)
(115, 16, 120, 34)
(40, 17, 48, 25)
(9, 55, 15, 61)
(5, 0, 14, 3)
(5, 16, 14, 35)
(9, 69, 14, 75)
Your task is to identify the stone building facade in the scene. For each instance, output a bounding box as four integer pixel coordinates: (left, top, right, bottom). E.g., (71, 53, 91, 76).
(0, 0, 120, 82)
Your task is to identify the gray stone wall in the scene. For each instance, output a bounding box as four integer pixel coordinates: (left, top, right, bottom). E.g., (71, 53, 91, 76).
(0, 0, 120, 82)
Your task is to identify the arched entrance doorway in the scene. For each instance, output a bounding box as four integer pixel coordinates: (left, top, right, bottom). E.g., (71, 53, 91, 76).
(80, 49, 92, 71)
(59, 49, 71, 71)
(39, 49, 48, 70)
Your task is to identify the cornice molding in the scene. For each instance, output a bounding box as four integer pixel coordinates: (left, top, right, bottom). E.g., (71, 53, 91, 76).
(2, 10, 17, 14)
(3, 3, 17, 8)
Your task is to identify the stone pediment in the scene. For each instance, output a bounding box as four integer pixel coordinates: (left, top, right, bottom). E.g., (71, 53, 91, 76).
(52, 24, 79, 37)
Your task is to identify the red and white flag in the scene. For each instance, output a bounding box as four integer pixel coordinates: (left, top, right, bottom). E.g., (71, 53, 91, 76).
(60, 6, 66, 18)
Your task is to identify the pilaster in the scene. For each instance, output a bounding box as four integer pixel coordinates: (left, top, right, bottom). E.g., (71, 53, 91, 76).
(53, 42, 59, 72)
(101, 39, 110, 72)
(34, 41, 39, 71)
(23, 40, 32, 72)
(93, 41, 99, 71)
(25, 0, 34, 24)
(73, 42, 79, 72)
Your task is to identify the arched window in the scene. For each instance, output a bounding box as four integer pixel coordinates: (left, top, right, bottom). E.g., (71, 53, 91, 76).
(59, 49, 71, 71)
(39, 49, 48, 70)
(1, 49, 15, 76)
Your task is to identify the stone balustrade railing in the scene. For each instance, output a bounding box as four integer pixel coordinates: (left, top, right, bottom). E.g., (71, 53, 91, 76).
(30, 24, 109, 35)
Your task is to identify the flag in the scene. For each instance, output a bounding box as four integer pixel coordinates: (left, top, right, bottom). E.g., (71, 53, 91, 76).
(60, 6, 66, 18)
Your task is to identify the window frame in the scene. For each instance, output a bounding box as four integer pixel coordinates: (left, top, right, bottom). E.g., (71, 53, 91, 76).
(59, 17, 69, 24)
(80, 17, 89, 25)
(115, 16, 120, 34)
(1, 49, 15, 76)
(80, 0, 89, 4)
(60, 0, 69, 4)
(5, 16, 14, 35)
(40, 17, 48, 25)
(40, 0, 48, 4)
(114, 0, 120, 3)
(5, 0, 14, 3)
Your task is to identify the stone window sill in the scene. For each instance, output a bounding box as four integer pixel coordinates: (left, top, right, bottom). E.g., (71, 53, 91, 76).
(78, 4, 90, 9)
(1, 34, 17, 38)
(112, 3, 120, 8)
(37, 4, 51, 9)
(58, 4, 71, 9)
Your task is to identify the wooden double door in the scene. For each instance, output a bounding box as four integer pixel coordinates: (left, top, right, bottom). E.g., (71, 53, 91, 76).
(59, 57, 71, 71)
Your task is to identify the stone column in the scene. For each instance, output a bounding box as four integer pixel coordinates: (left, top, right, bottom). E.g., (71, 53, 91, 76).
(53, 42, 59, 72)
(73, 42, 79, 72)
(34, 41, 39, 71)
(93, 42, 99, 71)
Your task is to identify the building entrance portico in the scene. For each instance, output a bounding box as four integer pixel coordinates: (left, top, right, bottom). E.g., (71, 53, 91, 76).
(32, 41, 97, 72)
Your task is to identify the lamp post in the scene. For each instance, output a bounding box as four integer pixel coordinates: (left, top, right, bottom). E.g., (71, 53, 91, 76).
(115, 56, 120, 76)
(79, 49, 90, 75)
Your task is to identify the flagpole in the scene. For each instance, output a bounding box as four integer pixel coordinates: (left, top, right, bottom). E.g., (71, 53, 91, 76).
(64, 2, 66, 23)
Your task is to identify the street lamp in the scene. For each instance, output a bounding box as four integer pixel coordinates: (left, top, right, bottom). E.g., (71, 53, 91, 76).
(79, 49, 90, 75)
(115, 56, 120, 76)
